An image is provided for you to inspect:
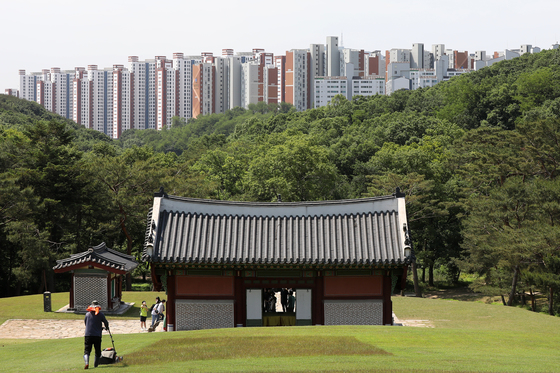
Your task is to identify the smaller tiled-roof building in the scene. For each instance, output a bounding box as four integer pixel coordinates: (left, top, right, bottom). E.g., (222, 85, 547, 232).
(53, 242, 138, 311)
(143, 189, 412, 331)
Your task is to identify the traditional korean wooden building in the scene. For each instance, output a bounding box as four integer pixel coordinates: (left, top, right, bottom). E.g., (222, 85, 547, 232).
(143, 189, 412, 331)
(53, 242, 138, 311)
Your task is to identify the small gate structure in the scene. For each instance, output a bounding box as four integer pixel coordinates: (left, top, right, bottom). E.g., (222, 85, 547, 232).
(53, 242, 138, 311)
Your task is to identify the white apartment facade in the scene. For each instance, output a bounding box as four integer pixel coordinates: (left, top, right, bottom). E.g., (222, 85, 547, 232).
(241, 62, 260, 109)
(352, 76, 385, 96)
(112, 65, 133, 138)
(314, 76, 348, 107)
(314, 74, 385, 108)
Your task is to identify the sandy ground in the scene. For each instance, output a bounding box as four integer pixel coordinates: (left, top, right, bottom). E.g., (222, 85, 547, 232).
(0, 319, 164, 340)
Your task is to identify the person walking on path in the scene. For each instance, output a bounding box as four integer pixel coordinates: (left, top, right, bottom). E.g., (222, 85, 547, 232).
(84, 300, 109, 369)
(140, 301, 148, 331)
(150, 297, 161, 328)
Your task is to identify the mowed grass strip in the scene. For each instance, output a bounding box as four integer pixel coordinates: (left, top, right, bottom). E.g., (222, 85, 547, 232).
(124, 335, 390, 365)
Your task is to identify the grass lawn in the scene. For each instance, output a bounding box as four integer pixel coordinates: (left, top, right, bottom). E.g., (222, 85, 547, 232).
(1, 292, 559, 372)
(0, 291, 166, 325)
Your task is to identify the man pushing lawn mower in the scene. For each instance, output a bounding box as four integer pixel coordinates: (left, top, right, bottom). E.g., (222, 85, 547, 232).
(83, 300, 122, 369)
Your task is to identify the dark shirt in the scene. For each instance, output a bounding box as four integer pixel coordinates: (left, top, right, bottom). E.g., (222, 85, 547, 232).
(84, 310, 109, 337)
(281, 289, 288, 303)
(287, 295, 295, 310)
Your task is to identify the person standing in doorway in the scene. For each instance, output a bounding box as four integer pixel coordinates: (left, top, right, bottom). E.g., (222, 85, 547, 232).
(281, 288, 288, 312)
(83, 300, 109, 369)
(287, 290, 296, 313)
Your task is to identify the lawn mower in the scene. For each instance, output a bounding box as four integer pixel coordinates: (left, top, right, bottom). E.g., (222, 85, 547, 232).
(98, 327, 123, 365)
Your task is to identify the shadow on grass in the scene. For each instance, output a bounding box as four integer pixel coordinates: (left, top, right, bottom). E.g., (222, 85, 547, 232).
(123, 336, 391, 366)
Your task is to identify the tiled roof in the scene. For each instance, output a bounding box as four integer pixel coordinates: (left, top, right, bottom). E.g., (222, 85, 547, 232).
(144, 194, 410, 266)
(53, 242, 138, 273)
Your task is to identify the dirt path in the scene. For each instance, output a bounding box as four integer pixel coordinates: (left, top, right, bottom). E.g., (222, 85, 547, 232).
(0, 319, 164, 339)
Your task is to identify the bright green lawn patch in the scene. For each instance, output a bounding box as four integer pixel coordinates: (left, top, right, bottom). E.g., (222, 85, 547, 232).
(125, 335, 390, 365)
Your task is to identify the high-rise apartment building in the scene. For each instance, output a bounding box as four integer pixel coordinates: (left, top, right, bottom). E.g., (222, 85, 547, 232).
(88, 65, 113, 136)
(128, 56, 153, 130)
(35, 68, 73, 119)
(352, 76, 385, 97)
(285, 49, 311, 111)
(411, 43, 424, 69)
(36, 70, 53, 114)
(19, 70, 41, 102)
(192, 62, 214, 118)
(314, 76, 348, 107)
(35, 68, 75, 120)
(228, 56, 242, 110)
(432, 44, 445, 61)
(453, 51, 469, 69)
(341, 48, 365, 77)
(72, 67, 88, 127)
(241, 62, 260, 108)
(275, 55, 286, 104)
(326, 36, 340, 76)
(112, 65, 133, 138)
(213, 56, 228, 114)
(263, 65, 279, 104)
(365, 51, 385, 76)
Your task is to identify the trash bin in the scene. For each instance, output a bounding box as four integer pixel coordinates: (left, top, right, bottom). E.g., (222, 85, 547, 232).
(43, 291, 52, 312)
(167, 324, 174, 332)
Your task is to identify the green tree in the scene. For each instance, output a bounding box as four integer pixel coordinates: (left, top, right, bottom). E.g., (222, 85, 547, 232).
(192, 141, 252, 200)
(86, 145, 174, 290)
(247, 134, 344, 201)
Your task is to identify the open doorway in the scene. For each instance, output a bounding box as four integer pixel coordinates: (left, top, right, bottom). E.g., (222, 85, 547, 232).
(246, 288, 311, 327)
(262, 288, 296, 326)
(263, 288, 296, 314)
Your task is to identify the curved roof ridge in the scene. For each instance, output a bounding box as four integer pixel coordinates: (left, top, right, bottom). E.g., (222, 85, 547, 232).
(53, 242, 138, 272)
(163, 194, 396, 207)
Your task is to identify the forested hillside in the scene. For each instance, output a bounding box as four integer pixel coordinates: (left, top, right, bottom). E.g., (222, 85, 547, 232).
(2, 48, 560, 315)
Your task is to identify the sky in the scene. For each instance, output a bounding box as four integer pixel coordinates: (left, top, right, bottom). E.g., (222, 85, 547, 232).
(1, 0, 559, 91)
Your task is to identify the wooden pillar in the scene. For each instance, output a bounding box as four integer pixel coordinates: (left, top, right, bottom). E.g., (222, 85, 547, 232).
(166, 271, 175, 330)
(107, 272, 112, 310)
(70, 272, 75, 309)
(118, 275, 122, 300)
(314, 275, 324, 325)
(382, 271, 393, 325)
(234, 274, 245, 326)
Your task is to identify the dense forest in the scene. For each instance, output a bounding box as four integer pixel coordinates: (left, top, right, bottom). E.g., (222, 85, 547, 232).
(2, 48, 560, 314)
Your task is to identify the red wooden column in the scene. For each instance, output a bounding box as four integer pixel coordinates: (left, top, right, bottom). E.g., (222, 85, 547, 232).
(117, 275, 122, 301)
(166, 271, 175, 331)
(313, 275, 325, 325)
(234, 273, 245, 326)
(106, 273, 112, 309)
(69, 272, 75, 309)
(382, 271, 393, 325)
